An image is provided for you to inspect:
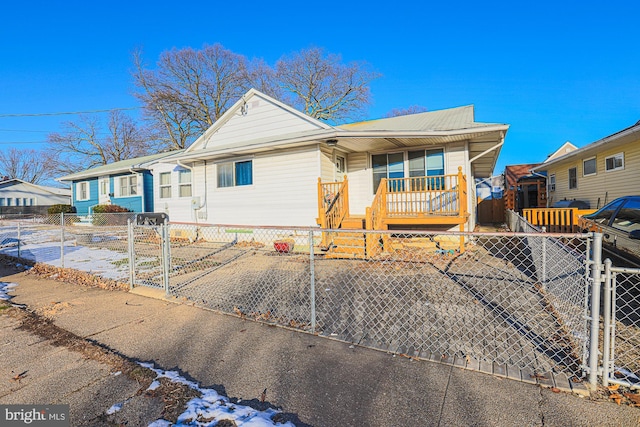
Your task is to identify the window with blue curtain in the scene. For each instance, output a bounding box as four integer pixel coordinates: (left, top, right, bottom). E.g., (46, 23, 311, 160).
(372, 152, 404, 193)
(218, 160, 253, 187)
(235, 160, 253, 186)
(408, 149, 444, 189)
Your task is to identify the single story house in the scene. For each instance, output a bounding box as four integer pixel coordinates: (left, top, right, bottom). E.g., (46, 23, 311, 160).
(0, 179, 71, 213)
(533, 121, 640, 210)
(58, 151, 183, 216)
(152, 88, 509, 233)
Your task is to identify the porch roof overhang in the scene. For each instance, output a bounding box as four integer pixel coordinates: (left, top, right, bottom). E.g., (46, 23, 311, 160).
(170, 125, 508, 178)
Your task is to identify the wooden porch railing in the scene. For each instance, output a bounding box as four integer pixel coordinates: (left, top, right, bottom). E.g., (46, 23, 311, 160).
(523, 208, 597, 233)
(365, 179, 386, 257)
(317, 176, 349, 246)
(383, 167, 468, 219)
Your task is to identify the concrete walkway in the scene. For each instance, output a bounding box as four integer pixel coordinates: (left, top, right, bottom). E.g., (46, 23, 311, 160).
(1, 267, 639, 426)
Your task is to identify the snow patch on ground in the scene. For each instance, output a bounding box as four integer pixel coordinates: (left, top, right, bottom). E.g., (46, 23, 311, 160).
(0, 282, 18, 301)
(138, 362, 295, 427)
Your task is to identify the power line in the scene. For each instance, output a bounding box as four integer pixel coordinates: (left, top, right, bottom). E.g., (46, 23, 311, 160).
(0, 107, 140, 118)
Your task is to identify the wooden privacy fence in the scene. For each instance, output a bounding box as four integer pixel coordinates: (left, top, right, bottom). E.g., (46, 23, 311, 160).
(523, 208, 596, 232)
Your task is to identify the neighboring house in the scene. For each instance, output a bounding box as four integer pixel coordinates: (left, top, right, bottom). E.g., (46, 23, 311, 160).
(533, 121, 640, 210)
(544, 141, 578, 163)
(58, 151, 183, 216)
(0, 179, 71, 213)
(152, 88, 509, 232)
(503, 164, 546, 211)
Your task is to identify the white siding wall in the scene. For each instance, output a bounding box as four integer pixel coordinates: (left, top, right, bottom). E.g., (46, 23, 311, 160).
(151, 163, 198, 222)
(206, 146, 321, 226)
(204, 96, 325, 148)
(346, 152, 370, 215)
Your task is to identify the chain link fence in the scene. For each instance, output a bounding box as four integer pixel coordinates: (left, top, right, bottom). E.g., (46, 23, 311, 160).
(0, 213, 134, 282)
(135, 222, 590, 377)
(603, 261, 640, 389)
(8, 211, 640, 386)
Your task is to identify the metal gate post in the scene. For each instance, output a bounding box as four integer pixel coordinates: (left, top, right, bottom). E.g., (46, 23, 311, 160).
(541, 228, 547, 285)
(161, 223, 170, 296)
(128, 219, 135, 289)
(17, 222, 21, 258)
(602, 258, 613, 386)
(60, 212, 65, 269)
(588, 232, 603, 386)
(309, 230, 316, 332)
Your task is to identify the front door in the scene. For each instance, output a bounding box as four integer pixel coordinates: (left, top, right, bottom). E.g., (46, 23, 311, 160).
(98, 178, 110, 205)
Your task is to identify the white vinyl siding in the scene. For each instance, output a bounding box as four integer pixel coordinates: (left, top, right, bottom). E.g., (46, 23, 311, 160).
(200, 96, 327, 149)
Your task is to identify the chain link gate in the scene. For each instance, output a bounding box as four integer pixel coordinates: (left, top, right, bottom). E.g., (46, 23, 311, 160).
(129, 221, 169, 290)
(602, 259, 640, 389)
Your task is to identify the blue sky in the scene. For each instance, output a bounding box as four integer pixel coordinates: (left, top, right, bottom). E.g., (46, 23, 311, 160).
(1, 1, 639, 176)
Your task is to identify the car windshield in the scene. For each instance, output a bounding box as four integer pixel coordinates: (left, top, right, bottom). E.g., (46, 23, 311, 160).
(611, 198, 640, 233)
(589, 198, 625, 225)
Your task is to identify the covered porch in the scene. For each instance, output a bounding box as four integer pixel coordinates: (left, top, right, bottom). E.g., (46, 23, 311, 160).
(317, 167, 468, 257)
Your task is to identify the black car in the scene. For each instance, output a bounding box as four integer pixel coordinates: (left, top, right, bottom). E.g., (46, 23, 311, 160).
(582, 196, 640, 264)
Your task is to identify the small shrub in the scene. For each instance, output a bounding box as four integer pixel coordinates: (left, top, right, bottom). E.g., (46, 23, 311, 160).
(92, 204, 132, 214)
(92, 204, 133, 226)
(47, 205, 77, 224)
(48, 204, 75, 215)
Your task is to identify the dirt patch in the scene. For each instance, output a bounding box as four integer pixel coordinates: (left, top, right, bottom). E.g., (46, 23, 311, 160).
(27, 263, 130, 292)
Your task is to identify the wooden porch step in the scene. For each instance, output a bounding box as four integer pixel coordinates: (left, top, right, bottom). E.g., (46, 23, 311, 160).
(341, 215, 366, 229)
(325, 231, 366, 259)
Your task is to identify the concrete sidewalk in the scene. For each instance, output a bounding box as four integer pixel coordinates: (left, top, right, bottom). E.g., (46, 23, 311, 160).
(2, 267, 640, 427)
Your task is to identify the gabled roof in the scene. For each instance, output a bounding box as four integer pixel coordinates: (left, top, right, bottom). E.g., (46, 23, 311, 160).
(186, 88, 333, 153)
(58, 150, 184, 182)
(544, 141, 578, 163)
(172, 98, 508, 178)
(0, 178, 71, 196)
(534, 121, 640, 171)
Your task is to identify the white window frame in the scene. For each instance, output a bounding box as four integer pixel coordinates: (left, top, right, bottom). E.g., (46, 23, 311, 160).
(77, 181, 90, 201)
(582, 157, 597, 177)
(605, 152, 624, 172)
(178, 170, 192, 198)
(548, 174, 556, 192)
(117, 174, 138, 197)
(159, 172, 172, 199)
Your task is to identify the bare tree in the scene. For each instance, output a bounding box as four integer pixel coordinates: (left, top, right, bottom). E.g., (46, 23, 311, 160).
(0, 148, 57, 184)
(131, 44, 254, 150)
(275, 47, 380, 122)
(385, 105, 428, 118)
(47, 110, 152, 174)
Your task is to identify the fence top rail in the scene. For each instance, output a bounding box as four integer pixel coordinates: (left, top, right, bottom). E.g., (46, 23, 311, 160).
(608, 264, 640, 274)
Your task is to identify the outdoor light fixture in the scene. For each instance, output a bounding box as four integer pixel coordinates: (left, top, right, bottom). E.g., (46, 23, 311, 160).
(326, 139, 338, 147)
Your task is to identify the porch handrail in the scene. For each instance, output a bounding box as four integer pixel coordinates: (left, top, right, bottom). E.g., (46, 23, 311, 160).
(317, 177, 349, 247)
